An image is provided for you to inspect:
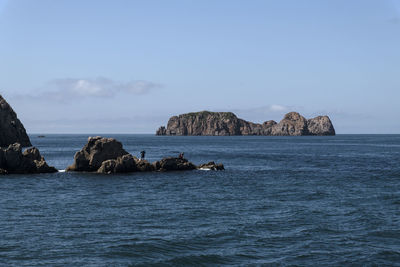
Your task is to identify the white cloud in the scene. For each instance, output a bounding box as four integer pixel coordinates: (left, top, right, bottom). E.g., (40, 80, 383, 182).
(269, 104, 288, 112)
(72, 79, 107, 96)
(14, 77, 161, 102)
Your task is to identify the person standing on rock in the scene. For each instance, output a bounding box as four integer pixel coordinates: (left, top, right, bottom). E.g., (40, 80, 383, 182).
(140, 150, 146, 161)
(179, 152, 184, 159)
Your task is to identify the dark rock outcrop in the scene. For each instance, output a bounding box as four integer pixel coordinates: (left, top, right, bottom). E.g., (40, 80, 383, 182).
(156, 126, 166, 136)
(66, 136, 129, 172)
(0, 95, 31, 147)
(68, 136, 224, 174)
(153, 157, 197, 171)
(0, 143, 57, 174)
(135, 160, 155, 172)
(156, 111, 335, 136)
(97, 154, 137, 174)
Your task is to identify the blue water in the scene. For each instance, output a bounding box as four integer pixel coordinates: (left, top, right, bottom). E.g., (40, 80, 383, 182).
(1, 134, 400, 266)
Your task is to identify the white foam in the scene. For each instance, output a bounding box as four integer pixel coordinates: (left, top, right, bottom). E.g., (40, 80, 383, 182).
(58, 169, 66, 173)
(199, 168, 211, 171)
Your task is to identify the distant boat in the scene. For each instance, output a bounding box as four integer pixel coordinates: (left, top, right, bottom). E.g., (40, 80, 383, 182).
(37, 135, 46, 138)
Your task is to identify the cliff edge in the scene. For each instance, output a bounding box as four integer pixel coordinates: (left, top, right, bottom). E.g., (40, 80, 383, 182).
(0, 95, 31, 147)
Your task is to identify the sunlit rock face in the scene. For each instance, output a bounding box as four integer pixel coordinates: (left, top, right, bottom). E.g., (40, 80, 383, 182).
(156, 111, 335, 136)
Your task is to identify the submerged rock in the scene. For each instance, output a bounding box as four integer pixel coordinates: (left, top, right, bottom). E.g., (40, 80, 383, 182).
(0, 95, 32, 147)
(0, 143, 57, 174)
(197, 161, 225, 170)
(156, 111, 335, 136)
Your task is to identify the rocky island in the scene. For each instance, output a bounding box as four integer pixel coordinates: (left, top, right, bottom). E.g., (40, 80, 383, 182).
(67, 136, 224, 174)
(156, 111, 335, 136)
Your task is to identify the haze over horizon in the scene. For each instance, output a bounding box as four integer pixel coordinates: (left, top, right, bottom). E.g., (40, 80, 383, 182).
(1, 0, 399, 134)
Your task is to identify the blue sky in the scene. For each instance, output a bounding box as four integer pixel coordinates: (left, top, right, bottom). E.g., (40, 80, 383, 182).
(0, 0, 399, 133)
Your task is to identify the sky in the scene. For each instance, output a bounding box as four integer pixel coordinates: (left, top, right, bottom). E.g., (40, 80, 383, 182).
(0, 0, 399, 134)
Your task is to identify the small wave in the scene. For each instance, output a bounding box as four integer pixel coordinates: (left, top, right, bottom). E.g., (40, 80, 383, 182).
(58, 169, 66, 173)
(157, 253, 229, 265)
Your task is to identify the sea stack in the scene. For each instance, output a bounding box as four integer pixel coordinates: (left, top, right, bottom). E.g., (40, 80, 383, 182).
(156, 111, 335, 136)
(0, 95, 32, 147)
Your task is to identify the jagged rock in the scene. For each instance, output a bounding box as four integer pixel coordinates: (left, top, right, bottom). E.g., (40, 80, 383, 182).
(262, 120, 278, 135)
(197, 161, 225, 170)
(96, 154, 156, 174)
(156, 126, 166, 135)
(154, 157, 197, 171)
(97, 154, 139, 174)
(135, 159, 155, 172)
(97, 159, 117, 174)
(270, 112, 308, 136)
(307, 116, 336, 135)
(161, 111, 242, 136)
(0, 95, 31, 147)
(156, 111, 335, 136)
(0, 143, 57, 174)
(115, 154, 137, 173)
(66, 136, 129, 172)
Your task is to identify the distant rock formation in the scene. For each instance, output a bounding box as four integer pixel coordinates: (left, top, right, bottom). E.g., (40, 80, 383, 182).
(0, 143, 57, 174)
(0, 95, 31, 147)
(156, 111, 335, 136)
(67, 136, 224, 174)
(156, 126, 166, 136)
(307, 116, 336, 136)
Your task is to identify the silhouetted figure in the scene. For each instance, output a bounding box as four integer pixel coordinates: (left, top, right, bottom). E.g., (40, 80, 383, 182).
(179, 152, 184, 159)
(140, 150, 146, 161)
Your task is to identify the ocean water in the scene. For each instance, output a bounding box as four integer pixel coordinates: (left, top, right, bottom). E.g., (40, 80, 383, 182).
(1, 134, 400, 266)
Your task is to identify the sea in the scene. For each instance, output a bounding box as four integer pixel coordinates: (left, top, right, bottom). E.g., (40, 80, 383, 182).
(1, 134, 399, 266)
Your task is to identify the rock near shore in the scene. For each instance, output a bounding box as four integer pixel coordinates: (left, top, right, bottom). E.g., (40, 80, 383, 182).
(66, 136, 129, 172)
(67, 136, 224, 174)
(0, 143, 57, 174)
(0, 95, 31, 147)
(156, 111, 335, 136)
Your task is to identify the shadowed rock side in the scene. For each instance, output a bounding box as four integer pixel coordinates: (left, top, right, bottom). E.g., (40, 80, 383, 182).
(0, 95, 32, 147)
(0, 143, 57, 174)
(67, 136, 224, 174)
(156, 111, 335, 136)
(66, 136, 129, 172)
